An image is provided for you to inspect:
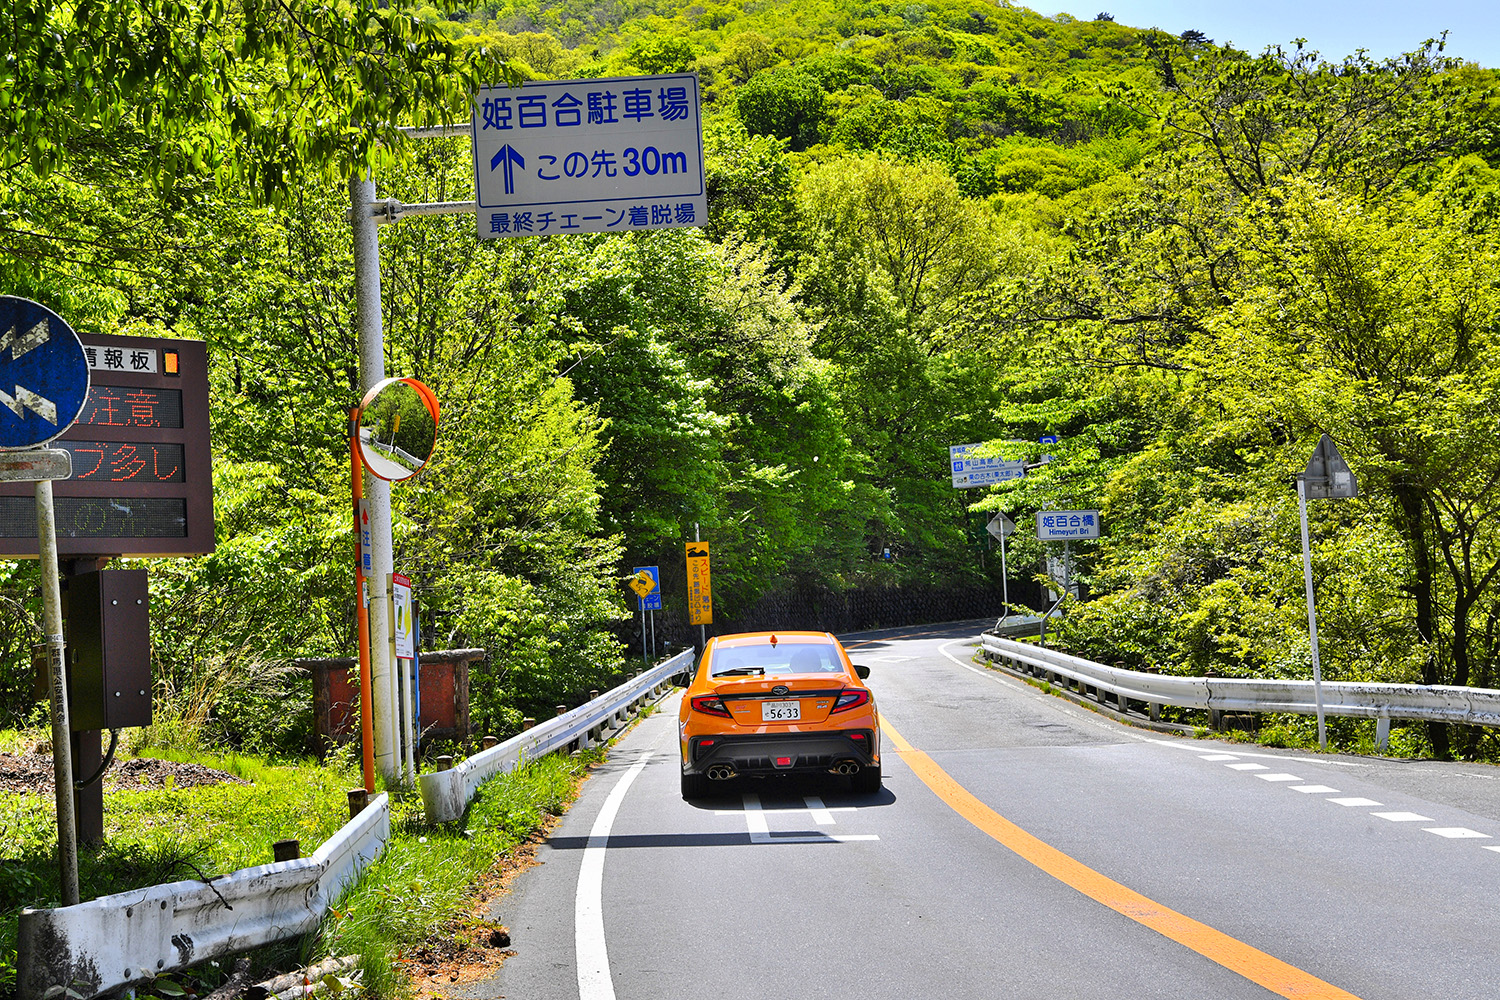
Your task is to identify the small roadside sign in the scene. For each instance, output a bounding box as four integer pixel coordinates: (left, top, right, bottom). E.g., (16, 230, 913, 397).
(471, 73, 706, 239)
(358, 500, 373, 575)
(632, 565, 663, 611)
(1036, 510, 1101, 541)
(392, 573, 414, 659)
(0, 449, 71, 482)
(986, 513, 1015, 540)
(949, 443, 1025, 489)
(686, 542, 712, 625)
(0, 297, 91, 451)
(1301, 433, 1359, 499)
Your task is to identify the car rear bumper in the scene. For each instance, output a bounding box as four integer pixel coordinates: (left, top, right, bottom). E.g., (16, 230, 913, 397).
(685, 730, 877, 776)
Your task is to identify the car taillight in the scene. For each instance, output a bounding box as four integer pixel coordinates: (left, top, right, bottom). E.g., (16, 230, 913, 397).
(832, 689, 870, 714)
(690, 694, 731, 718)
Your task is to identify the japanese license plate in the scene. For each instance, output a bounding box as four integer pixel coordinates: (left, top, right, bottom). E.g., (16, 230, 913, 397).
(761, 700, 801, 722)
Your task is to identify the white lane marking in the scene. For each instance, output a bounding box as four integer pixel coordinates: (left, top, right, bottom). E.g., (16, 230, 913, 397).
(1145, 736, 1365, 767)
(575, 752, 653, 1000)
(1198, 753, 1241, 761)
(1255, 773, 1304, 782)
(1226, 762, 1269, 771)
(872, 655, 916, 663)
(1371, 811, 1434, 823)
(805, 796, 836, 825)
(1291, 785, 1340, 794)
(1482, 846, 1500, 853)
(1423, 827, 1491, 839)
(741, 794, 880, 843)
(1329, 797, 1383, 807)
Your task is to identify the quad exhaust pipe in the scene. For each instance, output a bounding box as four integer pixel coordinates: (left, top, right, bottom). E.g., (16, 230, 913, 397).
(706, 764, 738, 781)
(832, 760, 861, 776)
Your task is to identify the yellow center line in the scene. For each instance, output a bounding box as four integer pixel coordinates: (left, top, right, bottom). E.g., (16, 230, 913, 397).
(880, 715, 1362, 1000)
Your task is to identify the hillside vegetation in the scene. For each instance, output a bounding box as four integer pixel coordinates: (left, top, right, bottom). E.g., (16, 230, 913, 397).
(3, 1, 1500, 760)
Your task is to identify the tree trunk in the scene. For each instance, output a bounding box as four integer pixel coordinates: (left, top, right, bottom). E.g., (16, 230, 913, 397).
(1392, 480, 1450, 759)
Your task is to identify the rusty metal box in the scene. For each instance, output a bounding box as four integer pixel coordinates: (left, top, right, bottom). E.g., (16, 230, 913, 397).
(67, 569, 152, 730)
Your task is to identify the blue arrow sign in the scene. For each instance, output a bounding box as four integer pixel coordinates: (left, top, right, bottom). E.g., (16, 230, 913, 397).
(0, 297, 91, 451)
(490, 143, 525, 196)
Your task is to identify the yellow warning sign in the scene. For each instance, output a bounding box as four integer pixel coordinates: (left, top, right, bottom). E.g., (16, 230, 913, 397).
(628, 569, 656, 598)
(686, 542, 712, 625)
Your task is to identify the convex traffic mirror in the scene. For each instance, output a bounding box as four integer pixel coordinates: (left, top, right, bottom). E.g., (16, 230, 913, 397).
(355, 377, 440, 481)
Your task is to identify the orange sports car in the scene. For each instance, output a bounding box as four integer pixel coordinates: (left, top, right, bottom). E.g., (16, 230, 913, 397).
(678, 631, 880, 799)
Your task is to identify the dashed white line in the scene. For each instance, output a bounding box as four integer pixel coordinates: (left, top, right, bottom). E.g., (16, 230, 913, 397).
(1329, 797, 1383, 807)
(1291, 785, 1340, 794)
(1199, 753, 1241, 761)
(1225, 762, 1269, 771)
(1371, 811, 1434, 823)
(804, 796, 836, 825)
(1255, 773, 1304, 782)
(1423, 827, 1490, 839)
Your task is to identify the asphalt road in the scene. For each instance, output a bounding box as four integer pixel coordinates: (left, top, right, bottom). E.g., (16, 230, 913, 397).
(456, 621, 1500, 1000)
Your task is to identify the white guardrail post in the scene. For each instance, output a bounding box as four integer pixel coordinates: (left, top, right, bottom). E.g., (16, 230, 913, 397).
(420, 649, 692, 823)
(17, 794, 390, 1000)
(977, 633, 1500, 729)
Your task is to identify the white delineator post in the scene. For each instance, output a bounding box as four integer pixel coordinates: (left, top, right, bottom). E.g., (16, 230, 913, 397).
(350, 172, 400, 786)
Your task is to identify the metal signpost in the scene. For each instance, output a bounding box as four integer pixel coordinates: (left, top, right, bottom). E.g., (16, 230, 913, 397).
(630, 566, 662, 663)
(471, 74, 707, 239)
(687, 526, 711, 651)
(0, 296, 92, 907)
(1297, 433, 1360, 750)
(1035, 510, 1100, 644)
(949, 443, 1025, 488)
(346, 76, 705, 780)
(987, 512, 1016, 617)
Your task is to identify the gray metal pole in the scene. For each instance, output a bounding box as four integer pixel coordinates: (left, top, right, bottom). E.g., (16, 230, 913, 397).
(350, 171, 399, 786)
(1297, 478, 1328, 749)
(1000, 529, 1009, 619)
(641, 601, 647, 664)
(36, 479, 79, 905)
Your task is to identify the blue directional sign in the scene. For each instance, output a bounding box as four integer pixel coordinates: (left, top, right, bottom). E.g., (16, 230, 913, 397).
(0, 297, 90, 451)
(633, 565, 663, 611)
(471, 73, 706, 239)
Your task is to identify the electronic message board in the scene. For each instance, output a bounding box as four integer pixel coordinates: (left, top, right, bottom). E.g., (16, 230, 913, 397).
(0, 333, 214, 557)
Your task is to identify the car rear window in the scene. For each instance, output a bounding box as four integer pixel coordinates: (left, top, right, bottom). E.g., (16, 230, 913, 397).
(710, 643, 843, 677)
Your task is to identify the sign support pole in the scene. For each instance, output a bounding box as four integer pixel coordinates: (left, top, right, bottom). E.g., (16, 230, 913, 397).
(37, 478, 79, 906)
(1000, 530, 1009, 618)
(641, 601, 648, 664)
(350, 171, 399, 786)
(1297, 477, 1329, 749)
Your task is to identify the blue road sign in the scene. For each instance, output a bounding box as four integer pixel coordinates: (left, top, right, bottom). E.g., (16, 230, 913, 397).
(633, 565, 663, 611)
(0, 297, 90, 451)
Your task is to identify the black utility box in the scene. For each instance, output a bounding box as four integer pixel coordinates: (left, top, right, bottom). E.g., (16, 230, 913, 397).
(68, 570, 152, 731)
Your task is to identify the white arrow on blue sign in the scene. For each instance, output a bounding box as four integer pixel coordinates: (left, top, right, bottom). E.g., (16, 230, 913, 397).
(0, 297, 91, 451)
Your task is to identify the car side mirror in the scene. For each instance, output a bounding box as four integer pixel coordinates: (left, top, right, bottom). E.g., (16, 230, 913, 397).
(853, 664, 871, 680)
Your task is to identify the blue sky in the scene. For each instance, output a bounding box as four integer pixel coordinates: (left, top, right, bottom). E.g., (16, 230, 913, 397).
(1023, 1, 1497, 67)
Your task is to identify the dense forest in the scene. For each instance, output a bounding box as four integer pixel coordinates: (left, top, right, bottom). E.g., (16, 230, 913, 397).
(3, 0, 1499, 759)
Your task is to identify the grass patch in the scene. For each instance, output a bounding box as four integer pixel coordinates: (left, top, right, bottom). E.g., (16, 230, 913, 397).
(1, 732, 605, 1000)
(316, 750, 600, 996)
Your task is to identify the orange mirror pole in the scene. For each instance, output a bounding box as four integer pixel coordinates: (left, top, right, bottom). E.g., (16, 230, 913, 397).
(351, 408, 376, 793)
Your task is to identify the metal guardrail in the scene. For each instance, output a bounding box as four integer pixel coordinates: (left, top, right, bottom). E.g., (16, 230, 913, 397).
(17, 793, 391, 1000)
(979, 634, 1500, 728)
(420, 649, 692, 822)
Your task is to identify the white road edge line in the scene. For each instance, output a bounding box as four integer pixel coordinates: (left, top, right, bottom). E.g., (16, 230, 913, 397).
(576, 752, 654, 1000)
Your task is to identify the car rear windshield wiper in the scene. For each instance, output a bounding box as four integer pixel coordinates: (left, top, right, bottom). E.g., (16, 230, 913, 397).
(713, 667, 765, 676)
